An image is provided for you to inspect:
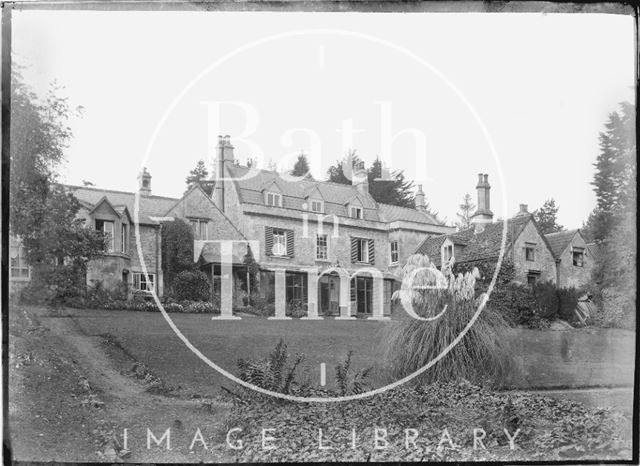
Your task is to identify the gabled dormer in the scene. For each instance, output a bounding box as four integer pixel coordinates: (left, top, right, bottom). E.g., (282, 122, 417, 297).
(304, 185, 325, 213)
(261, 179, 283, 208)
(345, 194, 364, 219)
(89, 196, 129, 254)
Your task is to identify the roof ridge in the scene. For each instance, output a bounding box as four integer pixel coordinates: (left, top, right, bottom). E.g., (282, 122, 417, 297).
(61, 183, 179, 201)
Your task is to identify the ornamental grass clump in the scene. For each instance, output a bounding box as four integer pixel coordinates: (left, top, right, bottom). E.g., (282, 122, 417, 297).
(383, 254, 517, 388)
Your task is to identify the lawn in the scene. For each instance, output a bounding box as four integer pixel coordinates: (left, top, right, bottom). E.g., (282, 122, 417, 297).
(61, 307, 635, 398)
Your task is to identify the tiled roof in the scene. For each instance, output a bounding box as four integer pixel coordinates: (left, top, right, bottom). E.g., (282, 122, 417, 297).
(545, 229, 578, 259)
(226, 164, 444, 227)
(378, 202, 442, 225)
(416, 215, 533, 266)
(226, 164, 381, 221)
(63, 184, 179, 225)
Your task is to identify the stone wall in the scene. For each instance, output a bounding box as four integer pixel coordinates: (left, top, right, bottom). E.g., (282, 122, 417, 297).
(511, 220, 557, 285)
(128, 224, 163, 296)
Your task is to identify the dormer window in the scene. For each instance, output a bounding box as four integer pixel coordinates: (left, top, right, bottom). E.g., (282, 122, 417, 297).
(525, 242, 536, 261)
(350, 206, 363, 219)
(310, 200, 324, 213)
(266, 192, 282, 207)
(572, 248, 584, 267)
(443, 244, 453, 263)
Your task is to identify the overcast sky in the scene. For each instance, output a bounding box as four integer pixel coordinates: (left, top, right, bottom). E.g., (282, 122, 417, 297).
(12, 10, 635, 228)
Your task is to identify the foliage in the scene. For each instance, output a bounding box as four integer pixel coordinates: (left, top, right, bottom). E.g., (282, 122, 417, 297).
(453, 257, 515, 293)
(161, 218, 195, 292)
(334, 350, 372, 396)
(285, 299, 307, 318)
(384, 254, 517, 388)
(185, 159, 211, 195)
(236, 339, 309, 396)
(290, 152, 313, 178)
(223, 381, 630, 462)
(589, 205, 636, 329)
(585, 101, 635, 242)
(533, 198, 564, 234)
(10, 69, 106, 306)
(531, 281, 560, 320)
(172, 270, 210, 302)
(325, 151, 419, 209)
(455, 193, 475, 230)
(240, 245, 260, 296)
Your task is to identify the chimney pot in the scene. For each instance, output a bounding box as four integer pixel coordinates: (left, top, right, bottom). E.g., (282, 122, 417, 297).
(483, 174, 489, 183)
(477, 173, 483, 184)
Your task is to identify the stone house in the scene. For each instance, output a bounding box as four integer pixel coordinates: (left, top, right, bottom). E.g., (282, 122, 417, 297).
(202, 135, 454, 317)
(416, 174, 558, 286)
(9, 169, 179, 298)
(9, 135, 454, 317)
(545, 229, 593, 288)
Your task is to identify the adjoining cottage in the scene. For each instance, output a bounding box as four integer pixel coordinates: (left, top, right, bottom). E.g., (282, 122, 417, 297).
(415, 174, 557, 286)
(545, 229, 593, 288)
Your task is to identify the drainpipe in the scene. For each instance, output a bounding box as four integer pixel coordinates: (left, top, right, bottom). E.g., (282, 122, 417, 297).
(155, 226, 160, 297)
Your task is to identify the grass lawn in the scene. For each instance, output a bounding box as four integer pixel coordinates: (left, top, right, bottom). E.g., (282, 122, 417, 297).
(61, 307, 635, 398)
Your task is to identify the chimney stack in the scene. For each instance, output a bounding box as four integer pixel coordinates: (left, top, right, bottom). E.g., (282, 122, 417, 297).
(214, 135, 235, 211)
(515, 204, 529, 217)
(415, 184, 426, 212)
(352, 160, 369, 195)
(471, 173, 493, 231)
(137, 167, 152, 196)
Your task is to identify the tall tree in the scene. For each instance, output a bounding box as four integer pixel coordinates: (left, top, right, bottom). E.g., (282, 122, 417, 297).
(326, 149, 361, 184)
(533, 198, 564, 234)
(367, 157, 415, 208)
(185, 160, 209, 193)
(326, 152, 416, 208)
(10, 69, 105, 302)
(455, 193, 476, 230)
(586, 101, 636, 241)
(290, 152, 313, 178)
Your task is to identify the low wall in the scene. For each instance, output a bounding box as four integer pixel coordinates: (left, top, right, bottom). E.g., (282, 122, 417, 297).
(507, 327, 635, 389)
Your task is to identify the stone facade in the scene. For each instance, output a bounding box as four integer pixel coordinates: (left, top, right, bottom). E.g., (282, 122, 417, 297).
(509, 219, 557, 285)
(553, 231, 593, 288)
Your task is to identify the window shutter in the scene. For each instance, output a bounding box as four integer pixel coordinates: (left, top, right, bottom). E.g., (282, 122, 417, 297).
(265, 227, 273, 256)
(368, 239, 375, 264)
(286, 229, 294, 257)
(351, 237, 358, 263)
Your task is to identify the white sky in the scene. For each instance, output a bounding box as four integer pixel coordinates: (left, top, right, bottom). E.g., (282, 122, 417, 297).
(11, 10, 635, 228)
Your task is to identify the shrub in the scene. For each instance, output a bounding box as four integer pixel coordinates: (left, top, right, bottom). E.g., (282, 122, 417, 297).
(557, 286, 580, 322)
(384, 254, 517, 388)
(172, 270, 210, 302)
(532, 281, 559, 321)
(334, 350, 372, 396)
(236, 339, 309, 395)
(183, 300, 218, 314)
(486, 282, 539, 327)
(286, 299, 307, 318)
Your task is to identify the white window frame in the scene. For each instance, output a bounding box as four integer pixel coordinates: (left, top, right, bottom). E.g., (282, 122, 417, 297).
(443, 244, 453, 263)
(272, 228, 287, 256)
(96, 219, 115, 252)
(390, 240, 399, 264)
(350, 205, 363, 219)
(121, 223, 128, 253)
(133, 272, 155, 292)
(316, 234, 329, 260)
(266, 192, 282, 207)
(357, 238, 369, 263)
(310, 199, 324, 213)
(10, 246, 31, 280)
